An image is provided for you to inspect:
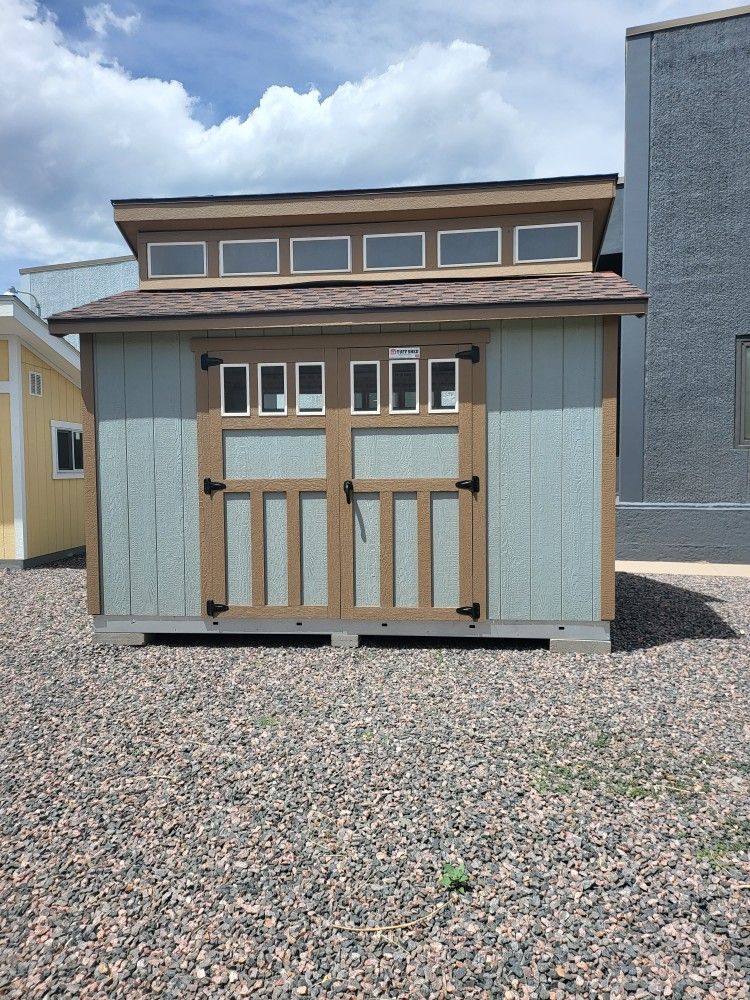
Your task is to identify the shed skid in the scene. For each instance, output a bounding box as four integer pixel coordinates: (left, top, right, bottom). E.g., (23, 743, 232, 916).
(93, 615, 611, 651)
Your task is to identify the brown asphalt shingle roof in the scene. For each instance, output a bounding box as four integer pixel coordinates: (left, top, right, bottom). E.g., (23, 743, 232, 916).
(48, 272, 646, 326)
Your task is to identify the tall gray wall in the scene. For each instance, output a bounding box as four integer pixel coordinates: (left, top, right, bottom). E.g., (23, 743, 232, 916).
(619, 13, 750, 561)
(93, 320, 604, 622)
(21, 257, 138, 320)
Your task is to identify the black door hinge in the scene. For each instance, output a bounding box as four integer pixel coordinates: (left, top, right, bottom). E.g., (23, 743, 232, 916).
(456, 603, 481, 621)
(203, 477, 226, 496)
(201, 352, 223, 371)
(206, 599, 229, 617)
(455, 475, 480, 494)
(455, 345, 480, 364)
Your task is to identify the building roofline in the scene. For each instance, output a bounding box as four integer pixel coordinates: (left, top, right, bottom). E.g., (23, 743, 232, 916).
(626, 4, 750, 38)
(19, 253, 135, 275)
(110, 173, 620, 208)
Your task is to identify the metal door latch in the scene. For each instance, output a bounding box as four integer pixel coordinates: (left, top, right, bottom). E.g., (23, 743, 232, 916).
(456, 603, 481, 621)
(455, 476, 480, 494)
(343, 480, 354, 504)
(206, 600, 229, 617)
(203, 478, 226, 496)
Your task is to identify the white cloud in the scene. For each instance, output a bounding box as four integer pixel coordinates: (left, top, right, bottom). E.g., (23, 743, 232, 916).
(1, 0, 547, 267)
(83, 3, 140, 37)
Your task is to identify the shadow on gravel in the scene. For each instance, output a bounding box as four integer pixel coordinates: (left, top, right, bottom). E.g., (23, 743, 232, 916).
(612, 573, 738, 653)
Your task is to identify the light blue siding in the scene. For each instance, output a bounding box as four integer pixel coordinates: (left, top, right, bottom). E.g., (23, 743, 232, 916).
(352, 427, 458, 478)
(300, 492, 328, 606)
(431, 493, 459, 608)
(353, 493, 380, 607)
(94, 332, 202, 616)
(224, 428, 325, 479)
(393, 492, 418, 607)
(487, 318, 602, 622)
(94, 335, 130, 615)
(225, 493, 251, 606)
(263, 493, 288, 605)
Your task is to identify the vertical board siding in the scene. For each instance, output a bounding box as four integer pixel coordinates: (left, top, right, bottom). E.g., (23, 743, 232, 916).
(431, 492, 459, 608)
(95, 332, 201, 616)
(123, 334, 158, 615)
(263, 492, 288, 606)
(393, 492, 418, 607)
(487, 318, 602, 622)
(300, 492, 328, 606)
(152, 335, 186, 614)
(353, 493, 380, 607)
(225, 493, 251, 605)
(529, 320, 563, 620)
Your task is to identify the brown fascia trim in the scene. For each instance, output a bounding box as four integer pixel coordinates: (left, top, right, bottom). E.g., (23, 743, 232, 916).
(626, 4, 750, 37)
(47, 297, 647, 337)
(19, 254, 136, 275)
(111, 173, 620, 208)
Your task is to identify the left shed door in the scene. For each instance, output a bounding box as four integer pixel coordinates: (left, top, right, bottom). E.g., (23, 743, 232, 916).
(197, 345, 340, 618)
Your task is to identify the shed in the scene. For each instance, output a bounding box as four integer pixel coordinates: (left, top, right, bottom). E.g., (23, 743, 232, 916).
(48, 175, 647, 652)
(0, 294, 84, 567)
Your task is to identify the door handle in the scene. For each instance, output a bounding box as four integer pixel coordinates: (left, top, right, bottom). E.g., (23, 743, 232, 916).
(343, 480, 354, 505)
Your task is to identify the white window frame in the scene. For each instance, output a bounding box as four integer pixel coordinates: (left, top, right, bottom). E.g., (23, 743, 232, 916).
(428, 358, 459, 414)
(437, 227, 502, 268)
(257, 362, 288, 417)
(220, 363, 251, 416)
(219, 239, 280, 277)
(736, 336, 750, 448)
(350, 361, 380, 415)
(51, 420, 83, 479)
(388, 358, 419, 414)
(295, 361, 326, 416)
(513, 221, 582, 264)
(290, 235, 352, 274)
(146, 241, 207, 278)
(28, 371, 43, 397)
(363, 232, 425, 272)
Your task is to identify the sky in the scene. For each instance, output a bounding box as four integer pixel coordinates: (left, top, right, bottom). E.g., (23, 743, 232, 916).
(0, 0, 736, 292)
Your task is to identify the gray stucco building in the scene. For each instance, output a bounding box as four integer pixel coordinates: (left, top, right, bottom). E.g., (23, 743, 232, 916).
(617, 5, 750, 562)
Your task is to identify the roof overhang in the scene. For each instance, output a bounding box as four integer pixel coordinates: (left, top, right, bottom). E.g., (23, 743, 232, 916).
(112, 174, 619, 261)
(0, 295, 81, 385)
(47, 273, 647, 338)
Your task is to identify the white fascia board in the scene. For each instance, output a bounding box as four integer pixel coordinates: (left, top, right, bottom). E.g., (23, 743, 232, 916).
(0, 295, 80, 387)
(6, 335, 27, 559)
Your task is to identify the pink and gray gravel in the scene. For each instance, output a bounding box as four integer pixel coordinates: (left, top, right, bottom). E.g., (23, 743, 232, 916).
(1, 560, 749, 999)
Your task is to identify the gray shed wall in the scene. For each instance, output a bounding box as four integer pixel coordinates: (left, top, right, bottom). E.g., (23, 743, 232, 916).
(619, 13, 750, 559)
(22, 258, 138, 320)
(92, 320, 604, 623)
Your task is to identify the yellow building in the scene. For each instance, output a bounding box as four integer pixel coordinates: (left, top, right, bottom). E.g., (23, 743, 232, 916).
(0, 293, 84, 566)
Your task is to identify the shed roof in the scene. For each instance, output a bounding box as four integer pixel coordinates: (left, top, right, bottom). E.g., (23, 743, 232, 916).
(48, 273, 646, 336)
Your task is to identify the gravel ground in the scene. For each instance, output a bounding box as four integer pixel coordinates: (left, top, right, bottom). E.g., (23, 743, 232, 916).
(1, 561, 749, 999)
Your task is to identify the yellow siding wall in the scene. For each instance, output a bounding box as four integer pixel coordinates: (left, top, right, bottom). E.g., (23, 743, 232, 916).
(0, 392, 14, 559)
(22, 347, 84, 558)
(0, 340, 8, 381)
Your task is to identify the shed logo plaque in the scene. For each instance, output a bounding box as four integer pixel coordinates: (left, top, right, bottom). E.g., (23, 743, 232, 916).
(388, 347, 420, 359)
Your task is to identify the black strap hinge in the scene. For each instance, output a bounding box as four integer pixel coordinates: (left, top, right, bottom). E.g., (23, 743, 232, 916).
(201, 352, 223, 371)
(203, 478, 226, 496)
(455, 345, 480, 364)
(206, 600, 229, 618)
(456, 603, 481, 621)
(455, 475, 480, 494)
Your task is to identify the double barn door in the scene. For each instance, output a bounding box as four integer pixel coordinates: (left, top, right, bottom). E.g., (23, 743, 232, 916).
(196, 333, 486, 623)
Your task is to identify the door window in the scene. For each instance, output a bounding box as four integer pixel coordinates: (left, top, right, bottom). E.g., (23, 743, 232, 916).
(351, 362, 379, 414)
(389, 360, 419, 413)
(258, 364, 287, 415)
(428, 359, 458, 412)
(296, 362, 325, 414)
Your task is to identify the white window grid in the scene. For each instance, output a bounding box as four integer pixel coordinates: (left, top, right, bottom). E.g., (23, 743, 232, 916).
(146, 241, 207, 278)
(350, 361, 380, 415)
(219, 239, 280, 277)
(290, 236, 352, 274)
(363, 232, 426, 272)
(427, 358, 459, 414)
(437, 227, 502, 268)
(51, 420, 83, 479)
(257, 362, 288, 416)
(295, 361, 326, 415)
(388, 358, 419, 414)
(219, 363, 251, 416)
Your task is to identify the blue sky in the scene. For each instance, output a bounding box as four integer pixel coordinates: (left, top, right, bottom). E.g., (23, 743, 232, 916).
(0, 0, 734, 293)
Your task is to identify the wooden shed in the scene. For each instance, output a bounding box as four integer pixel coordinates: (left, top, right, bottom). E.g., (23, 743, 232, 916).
(48, 175, 647, 652)
(1, 294, 84, 567)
